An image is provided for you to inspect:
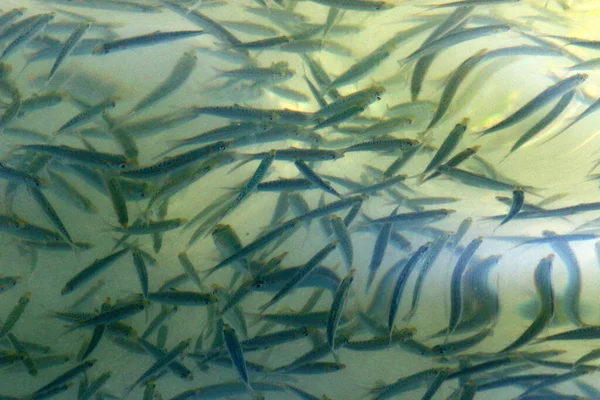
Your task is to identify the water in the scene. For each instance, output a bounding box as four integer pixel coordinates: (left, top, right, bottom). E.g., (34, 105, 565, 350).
(1, 0, 600, 399)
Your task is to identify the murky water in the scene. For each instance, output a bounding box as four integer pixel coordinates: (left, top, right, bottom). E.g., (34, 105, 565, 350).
(1, 0, 600, 399)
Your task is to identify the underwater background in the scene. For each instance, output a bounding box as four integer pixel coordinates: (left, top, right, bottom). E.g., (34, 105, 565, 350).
(1, 0, 600, 399)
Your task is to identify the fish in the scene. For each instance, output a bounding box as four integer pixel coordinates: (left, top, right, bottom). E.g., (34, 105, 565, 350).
(129, 50, 197, 115)
(447, 237, 483, 334)
(18, 144, 130, 170)
(121, 141, 229, 179)
(298, 0, 394, 11)
(505, 90, 575, 158)
(330, 215, 353, 270)
(0, 275, 21, 294)
(496, 188, 525, 228)
(328, 43, 394, 90)
(421, 368, 452, 400)
(327, 269, 355, 351)
(47, 169, 96, 213)
(0, 161, 47, 188)
(294, 159, 341, 197)
(161, 1, 242, 47)
(366, 215, 393, 291)
(423, 118, 469, 176)
(147, 291, 218, 306)
(136, 337, 192, 380)
(7, 333, 37, 376)
(436, 165, 518, 192)
(388, 243, 430, 335)
(170, 382, 284, 400)
(27, 186, 73, 245)
(423, 0, 521, 8)
(369, 368, 444, 399)
(431, 327, 493, 356)
(365, 208, 455, 226)
(315, 86, 385, 118)
(536, 326, 600, 342)
(402, 25, 511, 63)
(500, 255, 555, 353)
(221, 324, 255, 396)
(31, 359, 96, 398)
(132, 249, 149, 299)
(427, 49, 490, 129)
(1, 13, 55, 60)
(93, 30, 204, 54)
(55, 97, 118, 134)
(403, 234, 451, 322)
(61, 248, 131, 295)
(260, 241, 338, 312)
(127, 339, 191, 394)
(71, 299, 149, 331)
(79, 371, 111, 400)
(47, 23, 90, 82)
(479, 73, 588, 136)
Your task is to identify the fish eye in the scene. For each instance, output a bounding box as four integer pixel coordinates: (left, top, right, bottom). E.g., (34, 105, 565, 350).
(119, 162, 128, 170)
(376, 95, 382, 100)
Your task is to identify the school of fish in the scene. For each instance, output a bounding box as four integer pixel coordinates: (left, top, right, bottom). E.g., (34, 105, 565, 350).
(0, 0, 600, 399)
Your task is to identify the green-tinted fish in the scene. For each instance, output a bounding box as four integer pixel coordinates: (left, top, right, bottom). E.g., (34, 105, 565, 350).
(260, 241, 338, 311)
(47, 169, 97, 213)
(221, 323, 256, 396)
(19, 144, 130, 170)
(55, 97, 117, 134)
(369, 368, 444, 399)
(79, 370, 111, 400)
(423, 146, 480, 182)
(389, 243, 430, 334)
(0, 275, 21, 293)
(496, 188, 524, 228)
(71, 298, 148, 330)
(436, 165, 517, 192)
(32, 359, 96, 397)
(178, 252, 203, 291)
(7, 333, 37, 376)
(402, 25, 511, 63)
(111, 218, 186, 235)
(130, 50, 197, 115)
(132, 249, 149, 299)
(62, 248, 131, 295)
(27, 186, 73, 245)
(316, 86, 385, 119)
(47, 23, 89, 82)
(447, 238, 483, 334)
(204, 219, 299, 276)
(327, 269, 354, 351)
(93, 30, 204, 55)
(299, 0, 393, 11)
(147, 290, 218, 306)
(295, 159, 340, 197)
(505, 90, 574, 157)
(500, 255, 554, 353)
(121, 141, 229, 179)
(127, 339, 191, 394)
(1, 13, 55, 60)
(330, 215, 353, 270)
(479, 73, 587, 136)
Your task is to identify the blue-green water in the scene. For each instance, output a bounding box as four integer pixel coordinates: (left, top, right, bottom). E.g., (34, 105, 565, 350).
(1, 0, 600, 399)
